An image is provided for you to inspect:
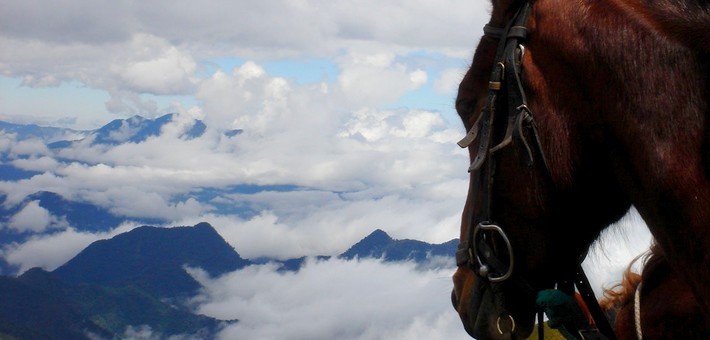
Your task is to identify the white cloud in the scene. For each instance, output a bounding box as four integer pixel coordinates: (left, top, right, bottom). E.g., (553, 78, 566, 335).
(0, 0, 133, 45)
(434, 68, 466, 94)
(171, 181, 466, 261)
(0, 62, 469, 249)
(337, 52, 428, 107)
(1, 222, 138, 273)
(0, 133, 12, 152)
(9, 139, 50, 156)
(188, 258, 469, 340)
(583, 207, 654, 297)
(393, 110, 445, 138)
(90, 188, 210, 220)
(21, 74, 61, 87)
(410, 69, 428, 87)
(116, 34, 198, 95)
(6, 200, 56, 233)
(10, 156, 59, 172)
(0, 0, 488, 120)
(1, 0, 487, 56)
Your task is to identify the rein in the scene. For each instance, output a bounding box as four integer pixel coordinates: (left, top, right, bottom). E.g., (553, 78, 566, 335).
(634, 282, 643, 340)
(455, 1, 616, 339)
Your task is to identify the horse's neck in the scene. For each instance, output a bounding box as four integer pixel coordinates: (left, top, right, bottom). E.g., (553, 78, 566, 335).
(609, 0, 710, 53)
(534, 0, 710, 309)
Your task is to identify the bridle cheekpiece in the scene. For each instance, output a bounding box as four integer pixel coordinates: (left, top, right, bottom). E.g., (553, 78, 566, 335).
(455, 1, 617, 339)
(455, 0, 545, 285)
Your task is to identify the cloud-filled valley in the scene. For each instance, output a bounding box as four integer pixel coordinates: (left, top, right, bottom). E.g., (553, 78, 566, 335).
(189, 258, 466, 339)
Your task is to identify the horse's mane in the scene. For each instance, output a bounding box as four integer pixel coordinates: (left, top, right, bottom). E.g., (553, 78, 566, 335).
(599, 257, 642, 314)
(599, 241, 708, 337)
(599, 243, 662, 313)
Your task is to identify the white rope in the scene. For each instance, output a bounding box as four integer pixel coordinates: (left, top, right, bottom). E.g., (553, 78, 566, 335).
(634, 281, 643, 340)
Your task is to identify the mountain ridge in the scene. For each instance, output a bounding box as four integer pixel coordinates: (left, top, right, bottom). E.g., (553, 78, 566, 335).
(54, 222, 251, 299)
(340, 228, 457, 263)
(0, 120, 85, 143)
(0, 113, 206, 150)
(0, 267, 226, 339)
(1, 223, 455, 339)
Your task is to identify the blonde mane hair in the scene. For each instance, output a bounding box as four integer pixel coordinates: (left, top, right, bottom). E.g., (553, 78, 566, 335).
(599, 245, 658, 313)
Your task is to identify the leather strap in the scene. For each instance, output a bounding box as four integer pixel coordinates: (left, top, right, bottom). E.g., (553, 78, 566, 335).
(575, 267, 617, 339)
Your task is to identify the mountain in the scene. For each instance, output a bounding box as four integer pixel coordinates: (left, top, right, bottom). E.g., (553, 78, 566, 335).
(1, 114, 222, 153)
(0, 191, 165, 271)
(0, 114, 205, 179)
(0, 120, 82, 179)
(45, 113, 206, 148)
(0, 224, 455, 337)
(0, 164, 42, 181)
(90, 114, 205, 145)
(250, 230, 457, 272)
(54, 222, 250, 299)
(0, 120, 85, 143)
(2, 223, 240, 339)
(339, 229, 458, 263)
(50, 222, 456, 282)
(0, 268, 225, 339)
(25, 191, 137, 232)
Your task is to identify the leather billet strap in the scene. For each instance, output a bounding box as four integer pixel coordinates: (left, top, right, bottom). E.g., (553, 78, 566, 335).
(574, 267, 618, 339)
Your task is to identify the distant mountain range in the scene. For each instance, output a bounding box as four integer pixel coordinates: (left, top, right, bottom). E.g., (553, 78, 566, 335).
(0, 222, 456, 339)
(46, 114, 206, 148)
(340, 228, 457, 262)
(0, 115, 263, 248)
(0, 114, 236, 273)
(0, 113, 224, 151)
(0, 120, 85, 143)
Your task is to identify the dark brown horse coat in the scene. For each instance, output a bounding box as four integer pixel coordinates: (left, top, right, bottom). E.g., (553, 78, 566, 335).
(452, 0, 709, 338)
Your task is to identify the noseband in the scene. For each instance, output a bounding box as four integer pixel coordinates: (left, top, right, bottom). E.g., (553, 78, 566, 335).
(455, 1, 617, 338)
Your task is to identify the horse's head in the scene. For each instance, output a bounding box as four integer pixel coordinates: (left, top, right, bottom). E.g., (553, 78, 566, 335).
(451, 0, 632, 338)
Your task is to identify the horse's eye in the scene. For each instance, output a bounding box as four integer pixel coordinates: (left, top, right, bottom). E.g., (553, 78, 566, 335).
(456, 99, 475, 118)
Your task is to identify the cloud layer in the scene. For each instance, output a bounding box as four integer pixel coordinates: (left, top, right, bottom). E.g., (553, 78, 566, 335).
(188, 258, 469, 339)
(1, 58, 471, 265)
(0, 0, 488, 126)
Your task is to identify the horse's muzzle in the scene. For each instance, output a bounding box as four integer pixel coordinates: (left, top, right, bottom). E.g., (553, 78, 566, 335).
(453, 275, 535, 339)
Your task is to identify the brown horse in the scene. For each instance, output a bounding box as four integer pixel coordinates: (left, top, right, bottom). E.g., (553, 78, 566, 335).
(602, 244, 709, 339)
(451, 0, 709, 338)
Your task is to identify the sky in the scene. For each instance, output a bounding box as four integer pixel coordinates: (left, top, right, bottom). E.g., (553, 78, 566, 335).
(0, 1, 653, 338)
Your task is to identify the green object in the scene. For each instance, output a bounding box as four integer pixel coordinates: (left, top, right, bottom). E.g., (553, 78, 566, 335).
(536, 289, 583, 339)
(530, 322, 567, 340)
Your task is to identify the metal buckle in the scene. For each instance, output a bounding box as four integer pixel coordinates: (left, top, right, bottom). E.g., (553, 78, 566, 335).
(472, 223, 514, 282)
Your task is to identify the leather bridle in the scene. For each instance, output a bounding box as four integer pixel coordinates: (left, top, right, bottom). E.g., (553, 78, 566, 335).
(455, 1, 617, 339)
